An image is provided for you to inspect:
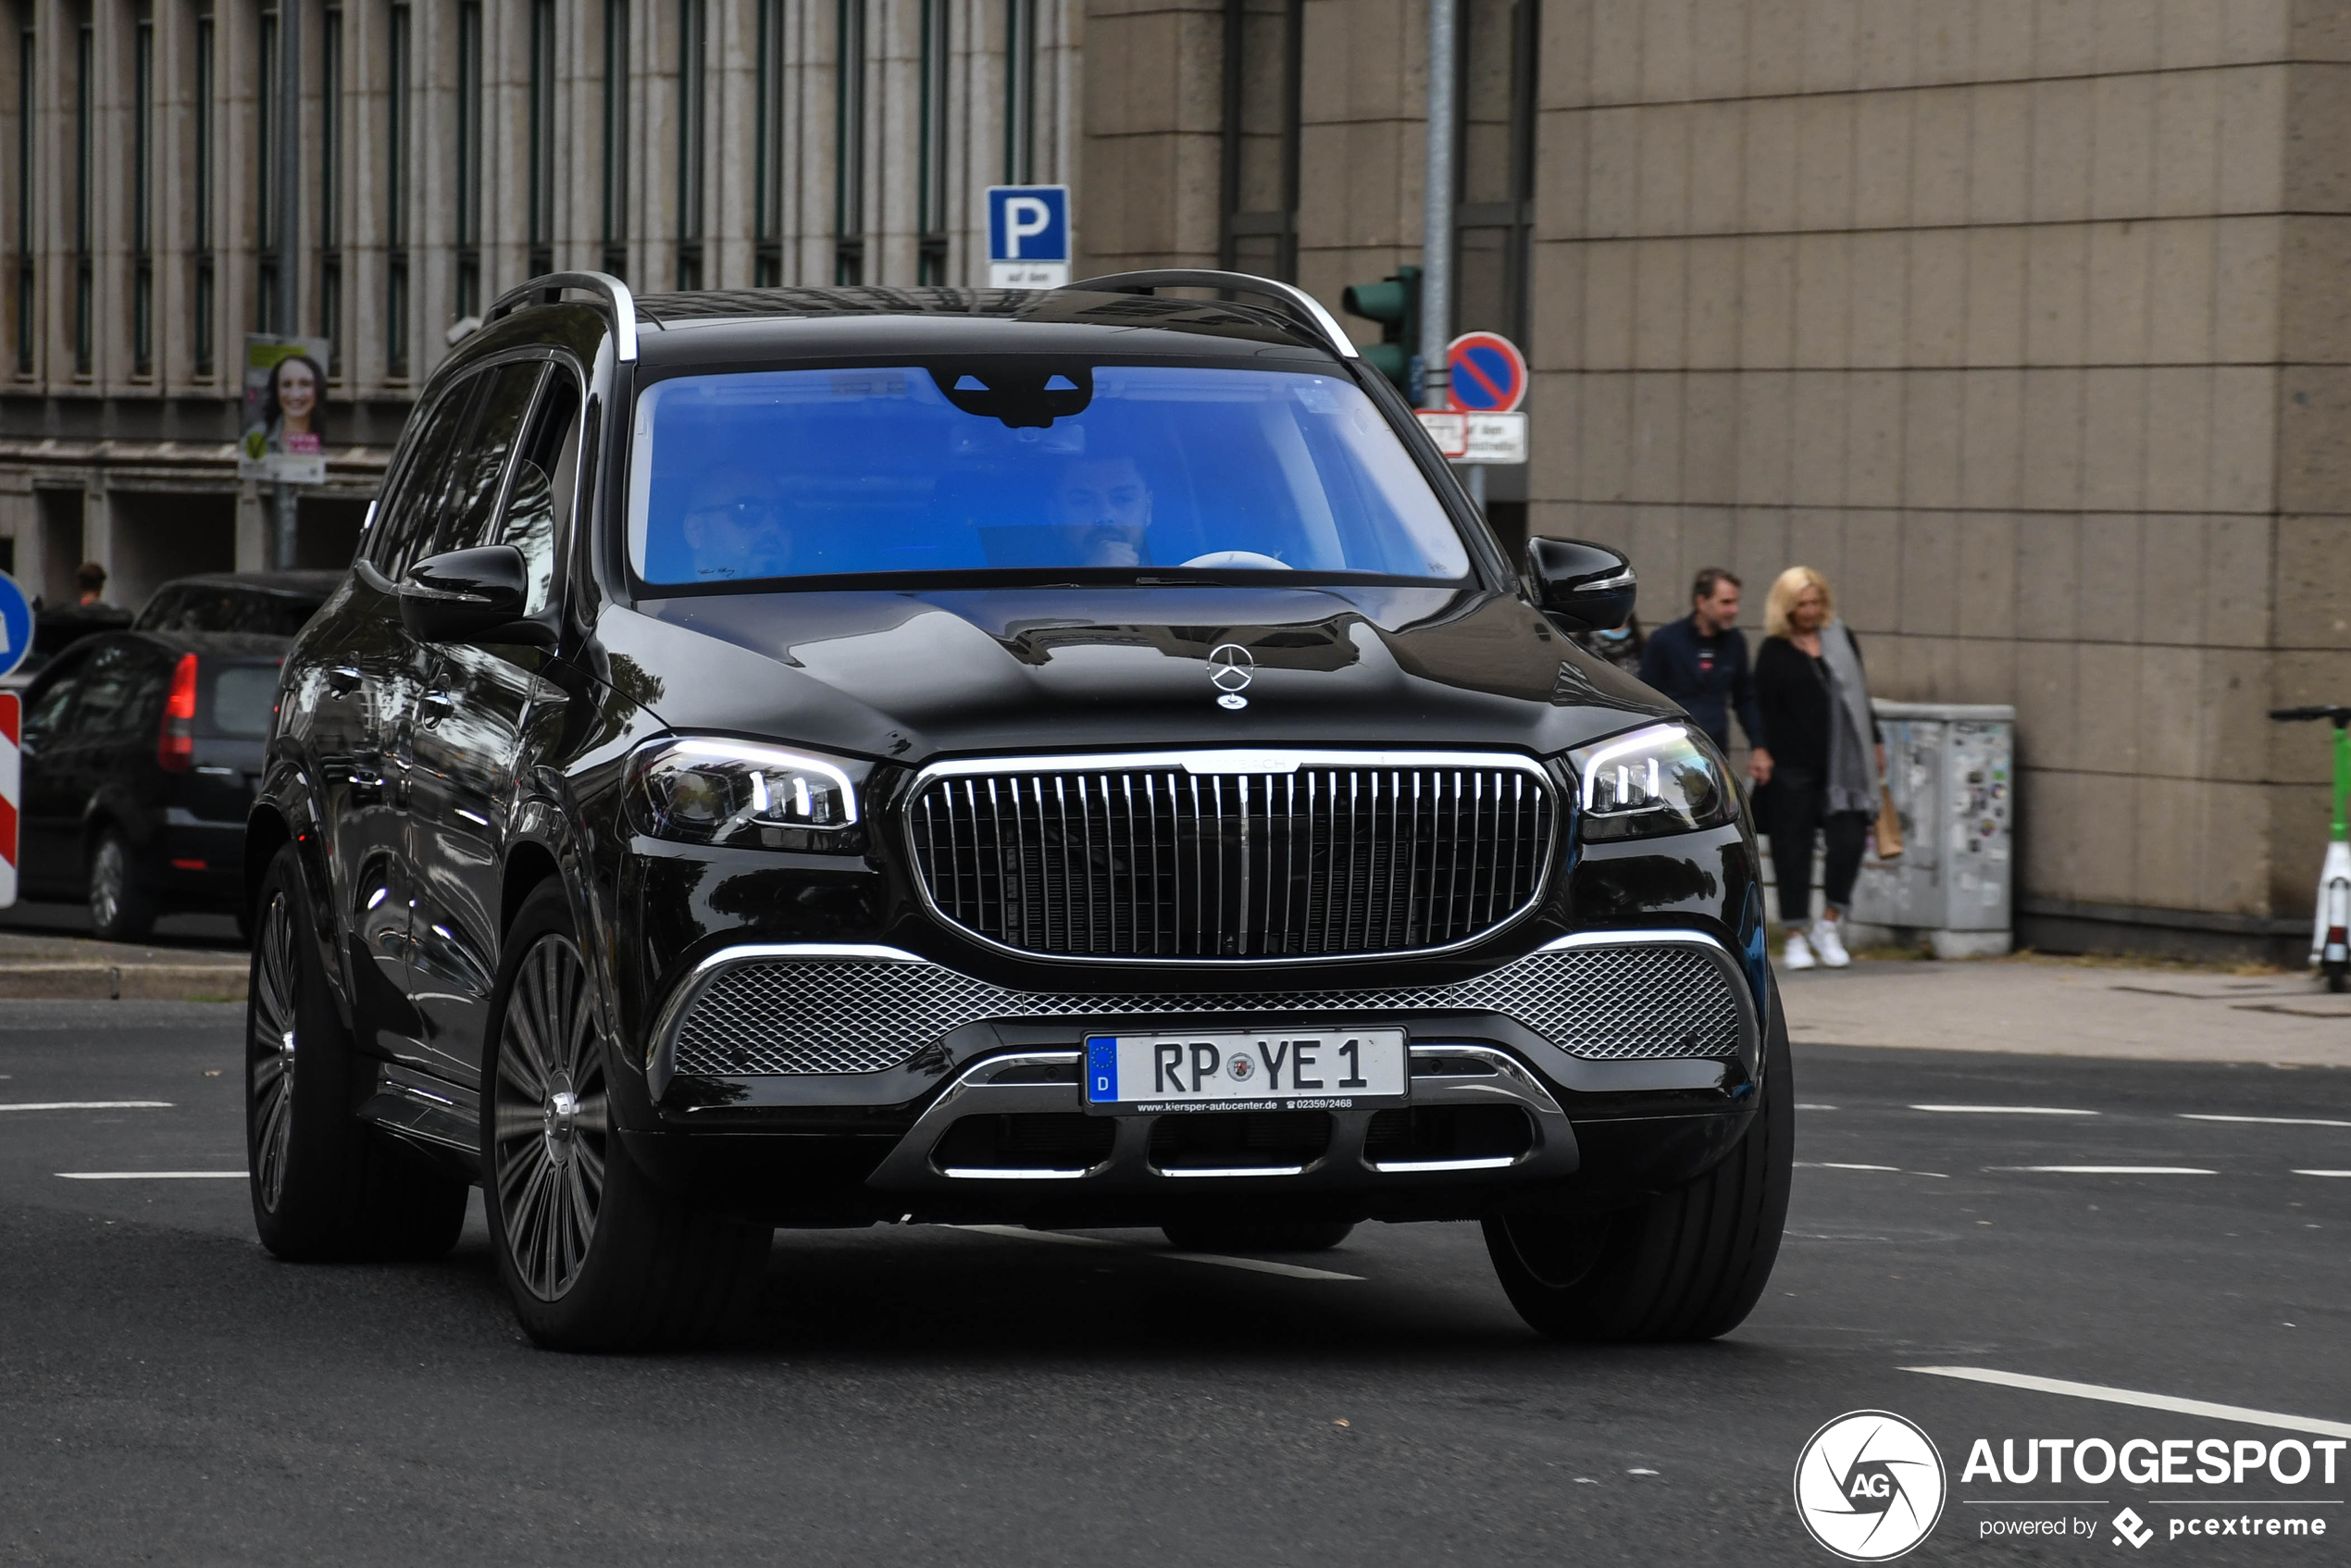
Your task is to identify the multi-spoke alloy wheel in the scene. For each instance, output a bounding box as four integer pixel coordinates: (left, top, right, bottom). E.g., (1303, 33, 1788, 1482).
(491, 933, 610, 1301)
(248, 889, 302, 1213)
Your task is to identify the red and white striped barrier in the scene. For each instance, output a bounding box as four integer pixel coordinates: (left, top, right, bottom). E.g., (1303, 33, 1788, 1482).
(0, 692, 18, 908)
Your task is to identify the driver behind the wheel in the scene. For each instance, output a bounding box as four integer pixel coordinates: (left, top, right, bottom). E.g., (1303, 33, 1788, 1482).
(679, 465, 794, 581)
(1051, 455, 1151, 567)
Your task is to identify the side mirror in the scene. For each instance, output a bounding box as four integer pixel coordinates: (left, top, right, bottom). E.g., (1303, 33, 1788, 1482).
(1525, 538, 1636, 631)
(400, 545, 533, 644)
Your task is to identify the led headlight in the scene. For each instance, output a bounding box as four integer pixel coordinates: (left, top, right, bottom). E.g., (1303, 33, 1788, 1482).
(1568, 722, 1737, 842)
(624, 737, 866, 851)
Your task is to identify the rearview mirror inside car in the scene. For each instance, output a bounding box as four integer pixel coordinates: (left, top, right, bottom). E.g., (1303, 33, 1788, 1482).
(1524, 538, 1636, 632)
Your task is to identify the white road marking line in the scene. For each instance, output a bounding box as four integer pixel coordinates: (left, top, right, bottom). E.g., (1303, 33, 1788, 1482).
(1795, 1102, 1838, 1110)
(0, 1101, 175, 1112)
(1988, 1166, 2215, 1176)
(2183, 1114, 2351, 1128)
(56, 1171, 246, 1180)
(1904, 1367, 2351, 1440)
(1912, 1104, 2097, 1115)
(955, 1224, 1362, 1281)
(1800, 1162, 1901, 1172)
(2295, 1170, 2351, 1178)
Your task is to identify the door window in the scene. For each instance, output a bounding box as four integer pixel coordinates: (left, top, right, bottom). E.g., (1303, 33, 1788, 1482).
(68, 642, 157, 737)
(420, 361, 549, 566)
(491, 370, 582, 616)
(367, 375, 482, 579)
(20, 648, 91, 745)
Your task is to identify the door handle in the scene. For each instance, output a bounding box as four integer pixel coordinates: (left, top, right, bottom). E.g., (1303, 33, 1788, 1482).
(326, 666, 364, 696)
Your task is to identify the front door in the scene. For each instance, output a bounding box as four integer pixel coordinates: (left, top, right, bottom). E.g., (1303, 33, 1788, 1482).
(311, 374, 481, 1061)
(399, 359, 558, 1085)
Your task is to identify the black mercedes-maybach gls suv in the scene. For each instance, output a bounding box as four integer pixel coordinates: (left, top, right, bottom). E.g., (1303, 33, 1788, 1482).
(246, 271, 1790, 1350)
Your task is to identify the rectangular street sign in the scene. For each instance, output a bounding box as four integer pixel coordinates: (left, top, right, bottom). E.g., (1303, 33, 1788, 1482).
(1416, 410, 1526, 465)
(986, 185, 1071, 288)
(1460, 411, 1528, 465)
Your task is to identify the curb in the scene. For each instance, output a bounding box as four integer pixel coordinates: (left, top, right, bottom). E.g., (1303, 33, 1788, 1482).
(0, 964, 249, 1002)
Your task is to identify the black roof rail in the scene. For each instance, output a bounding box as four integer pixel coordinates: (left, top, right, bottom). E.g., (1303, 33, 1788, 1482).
(484, 270, 641, 364)
(1062, 269, 1359, 363)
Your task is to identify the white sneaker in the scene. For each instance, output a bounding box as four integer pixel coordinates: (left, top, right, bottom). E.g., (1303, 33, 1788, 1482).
(1813, 919, 1852, 968)
(1782, 929, 1817, 970)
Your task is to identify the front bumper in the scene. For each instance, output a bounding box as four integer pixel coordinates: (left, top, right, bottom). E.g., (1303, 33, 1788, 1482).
(622, 928, 1764, 1225)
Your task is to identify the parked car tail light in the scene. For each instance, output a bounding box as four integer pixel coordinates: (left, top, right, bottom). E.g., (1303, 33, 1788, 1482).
(157, 653, 199, 771)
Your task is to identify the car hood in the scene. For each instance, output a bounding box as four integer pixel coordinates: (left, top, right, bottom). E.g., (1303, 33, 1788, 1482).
(594, 585, 1673, 765)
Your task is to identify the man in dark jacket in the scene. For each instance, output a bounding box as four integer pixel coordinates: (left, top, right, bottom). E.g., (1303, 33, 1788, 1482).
(1636, 566, 1771, 783)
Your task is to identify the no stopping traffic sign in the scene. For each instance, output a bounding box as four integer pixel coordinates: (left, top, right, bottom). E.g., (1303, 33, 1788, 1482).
(1444, 331, 1527, 413)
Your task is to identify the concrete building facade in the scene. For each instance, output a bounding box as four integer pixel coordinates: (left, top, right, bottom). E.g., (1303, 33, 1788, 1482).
(0, 0, 1078, 605)
(1079, 0, 2351, 961)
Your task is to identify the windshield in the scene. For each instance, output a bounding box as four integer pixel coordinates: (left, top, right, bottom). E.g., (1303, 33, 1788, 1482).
(627, 364, 1472, 589)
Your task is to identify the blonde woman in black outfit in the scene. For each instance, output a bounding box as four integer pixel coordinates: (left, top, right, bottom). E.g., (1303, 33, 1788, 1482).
(1754, 566, 1883, 970)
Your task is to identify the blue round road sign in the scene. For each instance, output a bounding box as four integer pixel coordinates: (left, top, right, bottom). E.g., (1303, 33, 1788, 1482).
(0, 569, 31, 680)
(1445, 331, 1528, 412)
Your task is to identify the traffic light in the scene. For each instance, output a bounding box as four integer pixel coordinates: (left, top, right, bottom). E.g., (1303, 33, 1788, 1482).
(1341, 264, 1422, 398)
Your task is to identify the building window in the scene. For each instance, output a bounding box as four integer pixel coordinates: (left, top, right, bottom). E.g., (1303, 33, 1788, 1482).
(72, 6, 91, 375)
(318, 3, 342, 373)
(256, 2, 279, 335)
(192, 1, 214, 377)
(454, 0, 482, 319)
(601, 0, 628, 279)
(386, 0, 410, 376)
(528, 0, 554, 277)
(1455, 0, 1537, 345)
(833, 0, 863, 284)
(675, 0, 704, 289)
(916, 0, 948, 284)
(753, 0, 784, 285)
(1219, 0, 1299, 280)
(132, 6, 155, 376)
(1002, 0, 1034, 183)
(13, 8, 31, 376)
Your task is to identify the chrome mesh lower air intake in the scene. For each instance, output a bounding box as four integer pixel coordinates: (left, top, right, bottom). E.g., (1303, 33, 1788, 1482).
(662, 935, 1749, 1078)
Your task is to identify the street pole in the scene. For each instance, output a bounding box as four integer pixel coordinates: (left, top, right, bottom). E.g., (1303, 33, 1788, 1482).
(1421, 0, 1454, 414)
(1422, 0, 1481, 509)
(274, 0, 302, 571)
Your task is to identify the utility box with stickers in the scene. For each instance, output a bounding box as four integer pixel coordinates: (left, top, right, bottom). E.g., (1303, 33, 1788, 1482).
(1847, 701, 2016, 959)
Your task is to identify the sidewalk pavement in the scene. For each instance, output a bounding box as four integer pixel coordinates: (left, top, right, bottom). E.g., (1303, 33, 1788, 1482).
(1781, 958, 2351, 1069)
(0, 930, 248, 1002)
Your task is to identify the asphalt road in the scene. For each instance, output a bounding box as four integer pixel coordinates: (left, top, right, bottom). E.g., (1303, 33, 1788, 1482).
(3, 1000, 2346, 1566)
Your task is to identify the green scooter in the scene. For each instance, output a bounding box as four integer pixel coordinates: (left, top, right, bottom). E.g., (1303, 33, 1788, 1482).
(2270, 705, 2351, 992)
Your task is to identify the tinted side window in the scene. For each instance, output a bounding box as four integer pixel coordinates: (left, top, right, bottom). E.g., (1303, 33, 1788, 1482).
(21, 649, 91, 741)
(132, 587, 185, 630)
(422, 361, 548, 564)
(368, 376, 481, 579)
(493, 369, 582, 616)
(69, 643, 158, 737)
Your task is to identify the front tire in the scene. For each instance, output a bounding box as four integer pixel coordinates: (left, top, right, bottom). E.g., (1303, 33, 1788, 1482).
(88, 829, 156, 942)
(1483, 976, 1794, 1342)
(246, 844, 467, 1261)
(484, 882, 771, 1351)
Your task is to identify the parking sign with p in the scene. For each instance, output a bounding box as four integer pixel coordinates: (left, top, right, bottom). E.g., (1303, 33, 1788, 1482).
(988, 185, 1071, 289)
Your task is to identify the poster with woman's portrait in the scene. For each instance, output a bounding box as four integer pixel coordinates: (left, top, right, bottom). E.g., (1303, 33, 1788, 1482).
(238, 335, 332, 484)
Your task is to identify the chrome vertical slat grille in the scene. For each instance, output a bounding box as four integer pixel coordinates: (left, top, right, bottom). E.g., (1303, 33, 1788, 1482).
(907, 753, 1557, 961)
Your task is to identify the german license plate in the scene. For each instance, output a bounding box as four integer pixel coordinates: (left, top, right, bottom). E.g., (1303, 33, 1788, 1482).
(1083, 1028, 1409, 1114)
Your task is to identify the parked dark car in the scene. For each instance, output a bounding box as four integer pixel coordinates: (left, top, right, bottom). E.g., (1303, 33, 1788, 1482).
(17, 629, 286, 940)
(250, 271, 1790, 1351)
(135, 571, 341, 637)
